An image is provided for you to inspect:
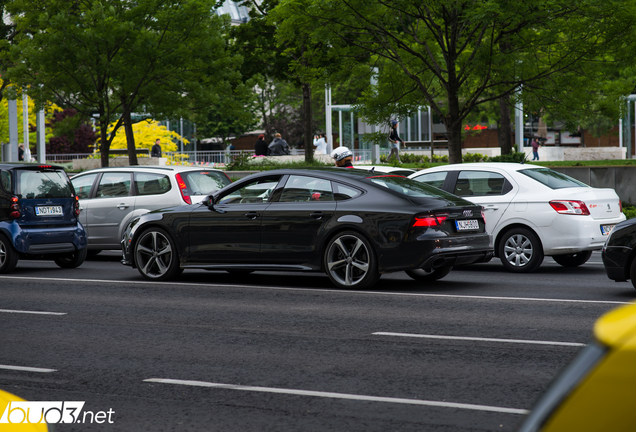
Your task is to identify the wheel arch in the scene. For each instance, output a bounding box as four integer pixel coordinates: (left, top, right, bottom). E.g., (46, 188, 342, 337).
(319, 225, 376, 272)
(494, 223, 544, 258)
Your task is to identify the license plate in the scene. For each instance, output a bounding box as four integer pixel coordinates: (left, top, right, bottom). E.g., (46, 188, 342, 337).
(456, 219, 479, 231)
(35, 206, 63, 216)
(601, 224, 616, 235)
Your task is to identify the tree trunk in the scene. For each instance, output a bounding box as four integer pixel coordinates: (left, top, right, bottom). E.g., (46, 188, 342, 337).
(499, 94, 513, 155)
(123, 108, 139, 166)
(302, 82, 313, 163)
(99, 121, 110, 168)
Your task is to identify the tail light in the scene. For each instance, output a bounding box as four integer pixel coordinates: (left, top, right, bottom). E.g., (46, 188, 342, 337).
(175, 173, 192, 204)
(9, 196, 21, 219)
(74, 195, 81, 216)
(481, 208, 486, 228)
(413, 213, 448, 227)
(549, 200, 590, 215)
(619, 200, 622, 213)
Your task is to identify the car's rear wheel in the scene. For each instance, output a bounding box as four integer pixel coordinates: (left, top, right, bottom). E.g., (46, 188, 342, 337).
(324, 231, 379, 289)
(499, 228, 544, 273)
(0, 234, 18, 274)
(54, 247, 88, 268)
(135, 227, 182, 281)
(552, 251, 593, 267)
(405, 265, 453, 282)
(630, 257, 636, 290)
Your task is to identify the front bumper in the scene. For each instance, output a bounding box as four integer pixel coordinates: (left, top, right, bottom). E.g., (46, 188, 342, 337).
(602, 245, 632, 282)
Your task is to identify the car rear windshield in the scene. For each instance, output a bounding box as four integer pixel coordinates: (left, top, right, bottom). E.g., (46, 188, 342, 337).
(519, 168, 588, 189)
(181, 171, 231, 196)
(16, 168, 74, 199)
(367, 175, 458, 198)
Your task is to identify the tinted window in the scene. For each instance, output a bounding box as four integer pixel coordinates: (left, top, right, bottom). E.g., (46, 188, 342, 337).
(412, 171, 448, 189)
(519, 168, 588, 189)
(219, 177, 282, 205)
(334, 183, 362, 201)
(368, 175, 452, 198)
(71, 173, 98, 199)
(96, 172, 131, 198)
(279, 175, 334, 202)
(17, 169, 73, 199)
(455, 171, 507, 197)
(0, 170, 11, 192)
(180, 171, 230, 196)
(135, 172, 171, 196)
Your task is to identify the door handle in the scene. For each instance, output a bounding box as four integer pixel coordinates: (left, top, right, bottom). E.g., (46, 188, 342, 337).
(484, 205, 499, 211)
(117, 203, 129, 210)
(310, 212, 324, 220)
(245, 212, 260, 219)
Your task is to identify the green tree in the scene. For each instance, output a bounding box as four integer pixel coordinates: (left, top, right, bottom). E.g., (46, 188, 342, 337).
(7, 0, 241, 167)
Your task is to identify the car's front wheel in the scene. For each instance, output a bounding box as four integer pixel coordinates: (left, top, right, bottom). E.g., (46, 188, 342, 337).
(499, 228, 544, 273)
(134, 227, 182, 281)
(405, 265, 453, 282)
(323, 231, 379, 289)
(54, 247, 88, 268)
(552, 251, 593, 267)
(0, 234, 18, 274)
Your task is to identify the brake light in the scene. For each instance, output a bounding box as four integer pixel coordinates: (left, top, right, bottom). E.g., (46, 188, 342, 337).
(175, 173, 192, 204)
(549, 200, 590, 215)
(9, 196, 21, 219)
(619, 200, 622, 213)
(413, 213, 448, 227)
(481, 208, 486, 228)
(74, 195, 81, 216)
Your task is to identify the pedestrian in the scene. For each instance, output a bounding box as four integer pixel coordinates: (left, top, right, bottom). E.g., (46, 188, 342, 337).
(18, 144, 24, 161)
(254, 134, 268, 156)
(388, 120, 403, 163)
(151, 139, 162, 157)
(313, 133, 327, 155)
(331, 146, 354, 168)
(531, 138, 541, 161)
(267, 133, 290, 156)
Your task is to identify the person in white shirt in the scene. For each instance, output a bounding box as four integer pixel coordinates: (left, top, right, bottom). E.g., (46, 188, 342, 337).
(313, 133, 327, 155)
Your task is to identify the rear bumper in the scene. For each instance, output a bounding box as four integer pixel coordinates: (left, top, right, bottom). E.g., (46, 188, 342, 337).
(4, 223, 87, 255)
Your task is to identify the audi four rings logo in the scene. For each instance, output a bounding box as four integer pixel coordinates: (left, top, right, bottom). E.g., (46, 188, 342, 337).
(463, 210, 473, 217)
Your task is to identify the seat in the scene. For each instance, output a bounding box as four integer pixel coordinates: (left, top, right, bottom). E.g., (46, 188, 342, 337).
(454, 179, 473, 196)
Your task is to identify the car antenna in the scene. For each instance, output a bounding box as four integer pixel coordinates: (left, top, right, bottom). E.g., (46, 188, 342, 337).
(369, 167, 375, 175)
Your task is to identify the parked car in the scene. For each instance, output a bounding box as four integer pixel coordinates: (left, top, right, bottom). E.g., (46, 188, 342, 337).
(0, 163, 87, 273)
(602, 217, 636, 289)
(353, 165, 416, 176)
(121, 168, 493, 289)
(516, 302, 636, 432)
(409, 162, 626, 272)
(71, 165, 231, 254)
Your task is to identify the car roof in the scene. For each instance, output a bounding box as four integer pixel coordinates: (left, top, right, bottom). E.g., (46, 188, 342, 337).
(411, 162, 541, 174)
(353, 165, 416, 174)
(74, 165, 224, 174)
(0, 162, 67, 170)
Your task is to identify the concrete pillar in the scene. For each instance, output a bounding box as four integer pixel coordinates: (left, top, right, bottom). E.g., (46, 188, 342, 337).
(8, 99, 18, 162)
(37, 109, 46, 163)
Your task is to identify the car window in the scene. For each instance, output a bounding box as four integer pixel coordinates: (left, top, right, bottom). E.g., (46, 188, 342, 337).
(16, 169, 73, 199)
(519, 168, 588, 189)
(0, 170, 11, 192)
(71, 173, 98, 199)
(95, 172, 131, 198)
(412, 171, 448, 189)
(135, 172, 171, 196)
(456, 171, 507, 197)
(180, 171, 230, 196)
(218, 177, 282, 205)
(279, 175, 334, 202)
(333, 183, 362, 201)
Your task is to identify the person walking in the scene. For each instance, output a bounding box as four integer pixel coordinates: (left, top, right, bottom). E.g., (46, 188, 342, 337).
(254, 134, 268, 156)
(151, 139, 162, 157)
(388, 120, 403, 163)
(313, 133, 327, 155)
(331, 146, 354, 168)
(531, 138, 541, 161)
(18, 144, 24, 161)
(267, 133, 290, 156)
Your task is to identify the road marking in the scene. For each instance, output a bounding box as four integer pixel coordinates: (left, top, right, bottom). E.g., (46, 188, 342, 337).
(0, 309, 66, 316)
(143, 378, 528, 415)
(0, 275, 630, 305)
(373, 332, 586, 347)
(0, 364, 57, 373)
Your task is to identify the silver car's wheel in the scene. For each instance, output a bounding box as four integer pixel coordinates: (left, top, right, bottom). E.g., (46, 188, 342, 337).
(498, 228, 543, 273)
(324, 231, 379, 289)
(0, 234, 18, 274)
(135, 228, 181, 281)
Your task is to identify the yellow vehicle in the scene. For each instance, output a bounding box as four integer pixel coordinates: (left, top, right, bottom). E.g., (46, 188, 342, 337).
(0, 389, 49, 431)
(517, 303, 636, 431)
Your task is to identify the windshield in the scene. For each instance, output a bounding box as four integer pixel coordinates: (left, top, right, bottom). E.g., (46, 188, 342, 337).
(519, 168, 588, 189)
(181, 171, 231, 196)
(367, 175, 458, 198)
(16, 169, 74, 199)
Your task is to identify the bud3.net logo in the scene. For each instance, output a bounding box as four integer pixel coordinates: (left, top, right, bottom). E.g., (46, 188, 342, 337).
(0, 401, 115, 424)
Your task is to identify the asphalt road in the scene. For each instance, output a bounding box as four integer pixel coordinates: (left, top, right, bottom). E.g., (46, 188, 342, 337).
(1, 251, 634, 431)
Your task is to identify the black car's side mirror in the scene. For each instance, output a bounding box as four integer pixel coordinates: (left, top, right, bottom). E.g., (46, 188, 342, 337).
(205, 195, 226, 213)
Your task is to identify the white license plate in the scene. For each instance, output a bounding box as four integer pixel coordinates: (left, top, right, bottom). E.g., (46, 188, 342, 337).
(35, 206, 63, 216)
(456, 219, 479, 231)
(601, 224, 616, 235)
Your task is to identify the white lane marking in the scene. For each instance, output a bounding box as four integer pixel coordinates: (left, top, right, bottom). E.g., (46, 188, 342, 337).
(144, 378, 528, 415)
(373, 332, 586, 347)
(0, 364, 57, 373)
(0, 309, 66, 316)
(0, 275, 630, 305)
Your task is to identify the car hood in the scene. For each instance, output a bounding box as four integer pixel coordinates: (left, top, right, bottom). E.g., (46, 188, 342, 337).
(594, 303, 636, 348)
